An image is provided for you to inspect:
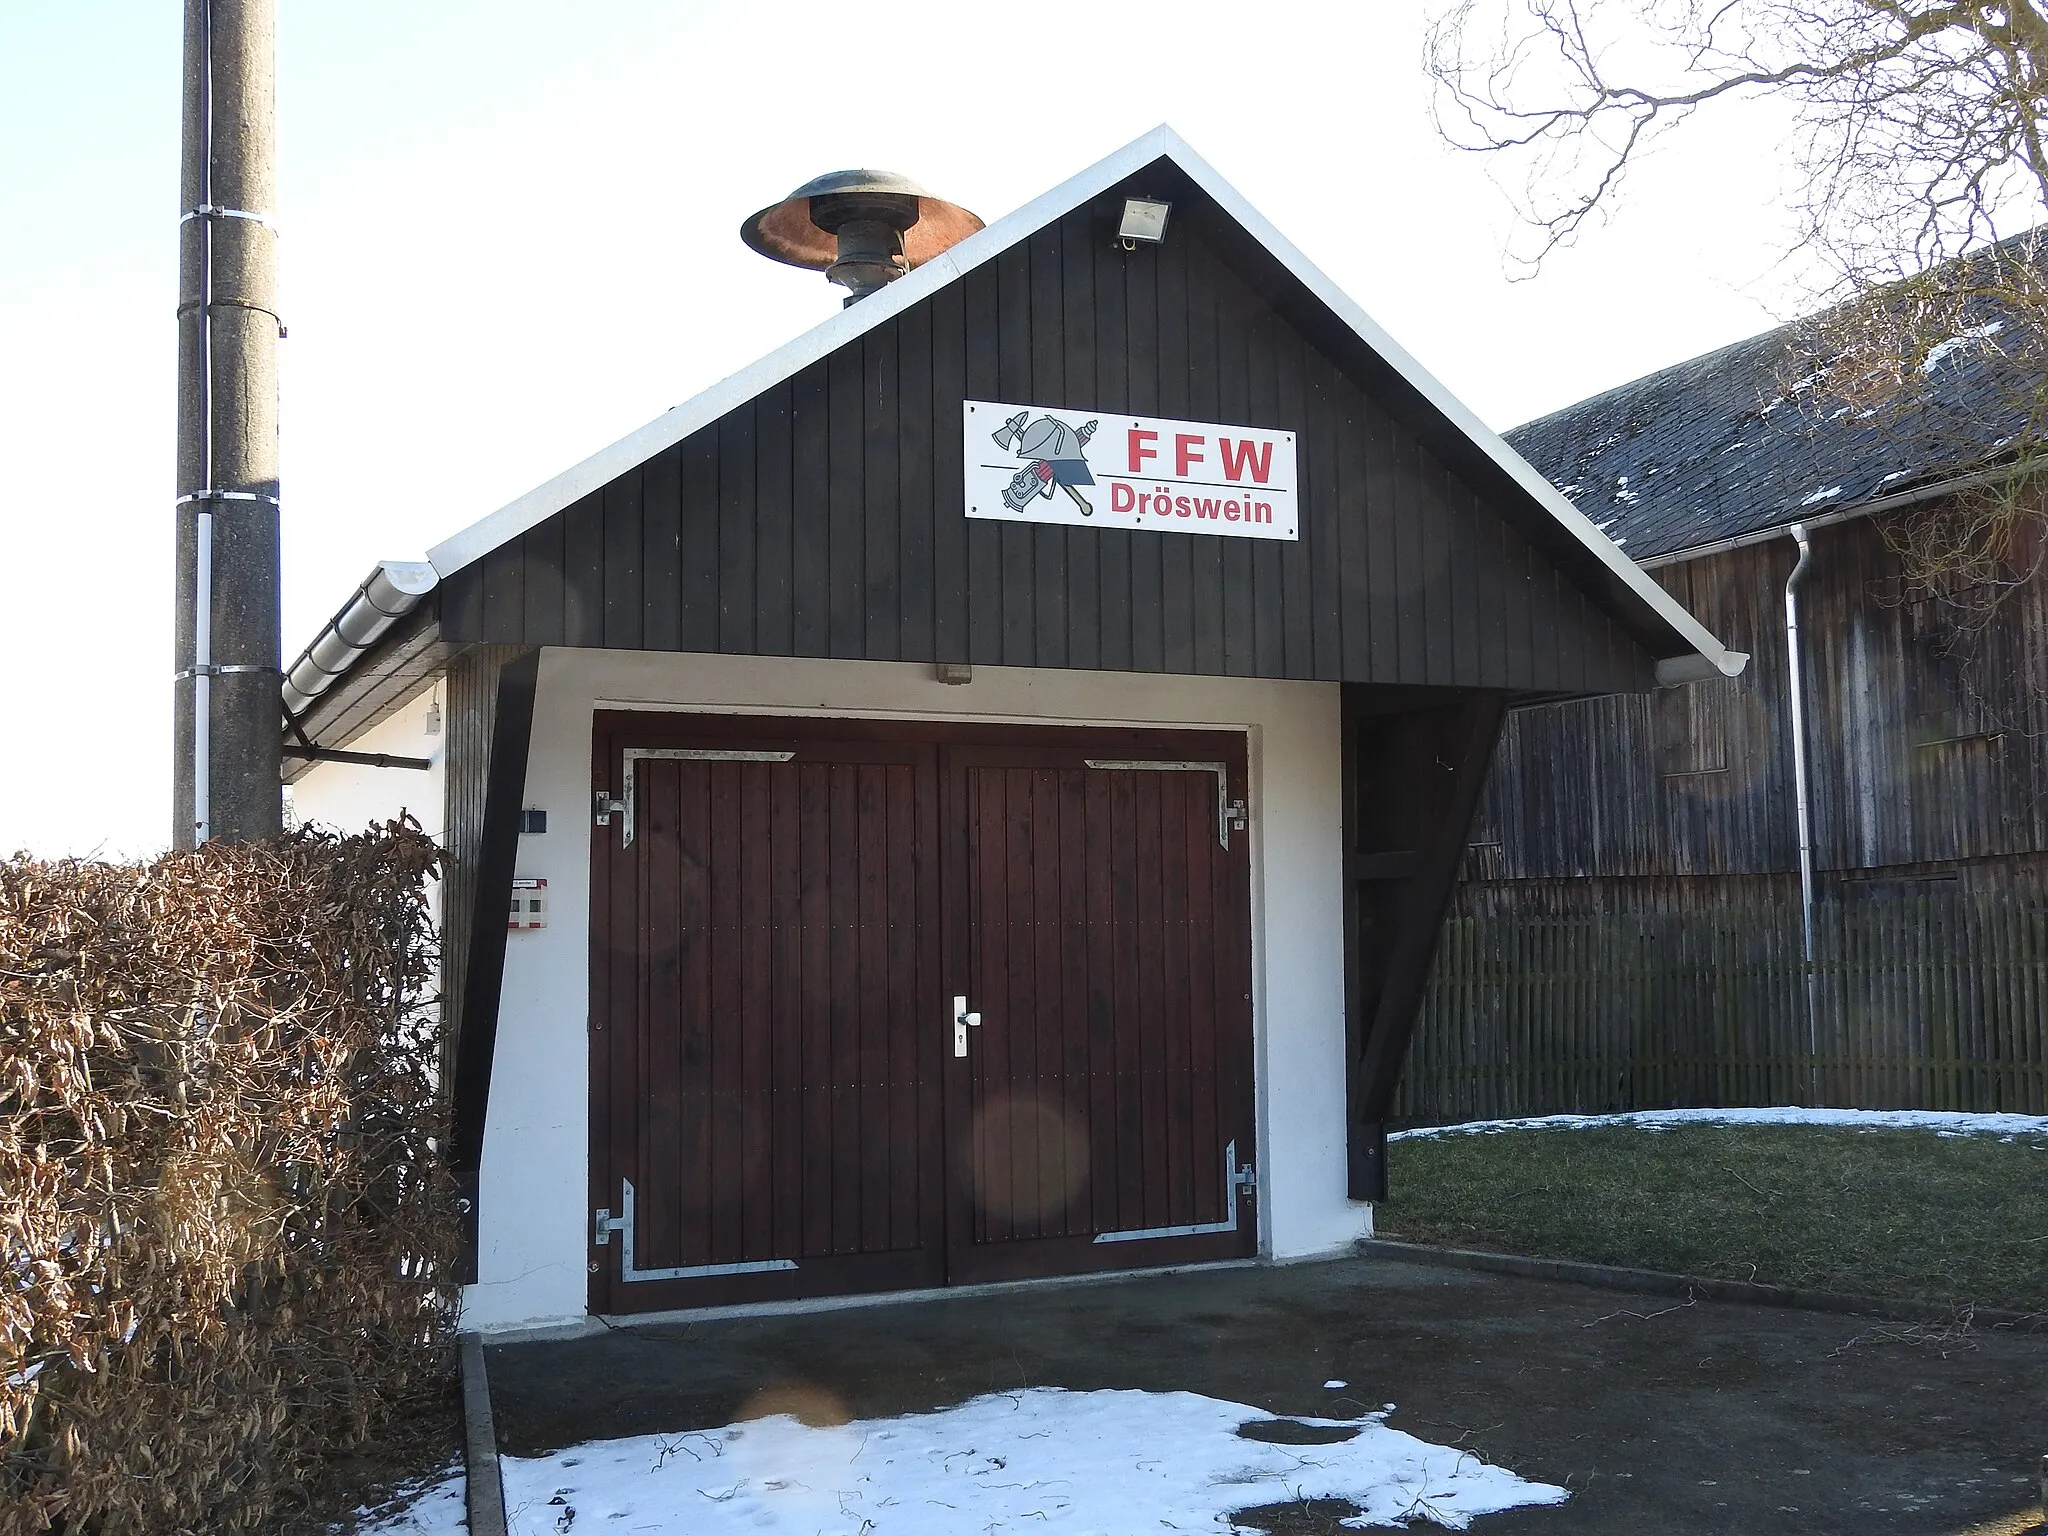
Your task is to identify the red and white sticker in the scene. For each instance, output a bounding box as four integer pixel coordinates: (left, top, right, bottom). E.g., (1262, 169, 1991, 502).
(965, 401, 1298, 541)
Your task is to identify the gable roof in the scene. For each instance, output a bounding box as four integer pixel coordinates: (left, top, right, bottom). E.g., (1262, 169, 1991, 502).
(287, 127, 1746, 734)
(432, 128, 1744, 677)
(1505, 247, 2044, 564)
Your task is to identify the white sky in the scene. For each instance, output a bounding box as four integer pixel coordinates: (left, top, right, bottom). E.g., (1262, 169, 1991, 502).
(0, 1, 1812, 858)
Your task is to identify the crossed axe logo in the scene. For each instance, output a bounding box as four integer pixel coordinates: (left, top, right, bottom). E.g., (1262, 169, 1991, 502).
(991, 411, 1100, 515)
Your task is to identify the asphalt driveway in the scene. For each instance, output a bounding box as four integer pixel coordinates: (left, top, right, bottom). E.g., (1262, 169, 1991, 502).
(485, 1252, 2047, 1534)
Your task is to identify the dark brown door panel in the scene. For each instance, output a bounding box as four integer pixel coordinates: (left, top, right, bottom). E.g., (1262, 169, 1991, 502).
(941, 741, 1256, 1284)
(589, 726, 944, 1313)
(589, 715, 1255, 1312)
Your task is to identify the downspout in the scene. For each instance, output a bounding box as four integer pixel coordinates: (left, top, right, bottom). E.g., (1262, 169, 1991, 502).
(1783, 523, 1820, 1095)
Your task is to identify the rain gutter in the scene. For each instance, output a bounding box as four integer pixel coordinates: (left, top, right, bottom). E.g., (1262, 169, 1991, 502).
(1637, 457, 2040, 571)
(281, 559, 439, 721)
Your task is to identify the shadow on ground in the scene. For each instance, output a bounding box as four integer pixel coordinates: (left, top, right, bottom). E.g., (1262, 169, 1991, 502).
(486, 1255, 2048, 1534)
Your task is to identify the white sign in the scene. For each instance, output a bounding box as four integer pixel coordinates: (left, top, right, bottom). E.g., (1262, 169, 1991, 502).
(965, 401, 1298, 541)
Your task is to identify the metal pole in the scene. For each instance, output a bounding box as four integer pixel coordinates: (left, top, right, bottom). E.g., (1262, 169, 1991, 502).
(175, 0, 282, 848)
(1783, 523, 1820, 1099)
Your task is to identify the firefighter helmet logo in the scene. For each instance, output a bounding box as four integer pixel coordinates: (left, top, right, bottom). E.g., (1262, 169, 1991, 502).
(990, 410, 1100, 515)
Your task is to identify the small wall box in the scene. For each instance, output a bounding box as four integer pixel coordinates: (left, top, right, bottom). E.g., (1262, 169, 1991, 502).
(509, 878, 547, 930)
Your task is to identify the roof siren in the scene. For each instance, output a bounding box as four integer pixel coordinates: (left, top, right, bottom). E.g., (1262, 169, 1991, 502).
(741, 170, 984, 305)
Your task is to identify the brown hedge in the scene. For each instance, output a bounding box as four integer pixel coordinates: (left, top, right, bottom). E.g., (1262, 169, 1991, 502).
(0, 822, 459, 1534)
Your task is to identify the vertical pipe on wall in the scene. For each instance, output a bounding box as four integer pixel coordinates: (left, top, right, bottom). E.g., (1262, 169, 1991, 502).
(1783, 523, 1820, 1095)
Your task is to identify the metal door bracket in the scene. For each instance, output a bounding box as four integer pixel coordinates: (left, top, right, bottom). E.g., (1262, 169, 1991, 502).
(593, 791, 626, 826)
(1093, 1140, 1252, 1243)
(598, 1179, 798, 1281)
(614, 748, 795, 845)
(1084, 759, 1242, 848)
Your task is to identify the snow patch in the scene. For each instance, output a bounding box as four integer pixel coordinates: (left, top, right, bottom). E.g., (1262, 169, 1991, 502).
(351, 1463, 468, 1534)
(1799, 485, 1844, 506)
(1391, 1107, 2048, 1143)
(1921, 320, 2006, 373)
(1325, 1379, 1349, 1390)
(361, 1388, 1570, 1535)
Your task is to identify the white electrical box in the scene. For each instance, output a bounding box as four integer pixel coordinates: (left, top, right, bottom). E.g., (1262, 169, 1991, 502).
(509, 877, 548, 930)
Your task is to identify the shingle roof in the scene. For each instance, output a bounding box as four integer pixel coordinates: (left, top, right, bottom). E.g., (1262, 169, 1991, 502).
(1503, 265, 2042, 562)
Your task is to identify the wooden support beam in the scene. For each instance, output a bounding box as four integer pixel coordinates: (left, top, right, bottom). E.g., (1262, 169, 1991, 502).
(446, 649, 539, 1280)
(1343, 688, 1509, 1200)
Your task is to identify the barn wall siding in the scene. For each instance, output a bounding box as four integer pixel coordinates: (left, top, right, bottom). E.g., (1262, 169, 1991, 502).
(1467, 513, 2048, 881)
(1407, 510, 2048, 1125)
(440, 192, 1654, 694)
(1402, 861, 2048, 1123)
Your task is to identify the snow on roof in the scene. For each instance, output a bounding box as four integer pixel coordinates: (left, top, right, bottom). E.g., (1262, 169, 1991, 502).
(1505, 246, 2045, 563)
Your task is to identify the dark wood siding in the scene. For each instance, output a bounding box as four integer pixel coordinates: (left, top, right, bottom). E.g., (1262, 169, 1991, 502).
(439, 643, 532, 1087)
(1469, 513, 2048, 882)
(441, 177, 1655, 694)
(1396, 511, 2048, 1128)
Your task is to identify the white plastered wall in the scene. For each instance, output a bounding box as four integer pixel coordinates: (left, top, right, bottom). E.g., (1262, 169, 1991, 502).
(463, 649, 1368, 1332)
(285, 684, 446, 841)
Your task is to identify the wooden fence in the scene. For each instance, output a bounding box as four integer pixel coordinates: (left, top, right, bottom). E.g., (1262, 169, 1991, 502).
(1395, 887, 2048, 1124)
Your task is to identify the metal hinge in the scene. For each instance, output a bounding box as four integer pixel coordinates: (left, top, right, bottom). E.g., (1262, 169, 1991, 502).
(1093, 1139, 1255, 1244)
(593, 790, 626, 826)
(1084, 760, 1245, 848)
(593, 1206, 628, 1246)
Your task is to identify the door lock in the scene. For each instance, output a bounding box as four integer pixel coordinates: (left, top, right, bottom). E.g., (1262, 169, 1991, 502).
(953, 995, 981, 1058)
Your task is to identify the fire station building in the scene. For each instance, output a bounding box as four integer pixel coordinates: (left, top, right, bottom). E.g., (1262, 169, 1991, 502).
(286, 127, 1744, 1334)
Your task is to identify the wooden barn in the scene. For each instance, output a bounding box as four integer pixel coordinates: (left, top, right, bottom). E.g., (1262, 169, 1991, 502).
(1398, 289, 2048, 1125)
(281, 128, 1740, 1333)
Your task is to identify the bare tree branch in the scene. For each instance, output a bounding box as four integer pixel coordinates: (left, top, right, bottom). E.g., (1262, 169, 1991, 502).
(1429, 0, 2048, 607)
(1427, 0, 2048, 272)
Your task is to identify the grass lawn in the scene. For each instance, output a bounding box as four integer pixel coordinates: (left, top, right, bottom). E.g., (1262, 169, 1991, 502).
(1375, 1122, 2048, 1314)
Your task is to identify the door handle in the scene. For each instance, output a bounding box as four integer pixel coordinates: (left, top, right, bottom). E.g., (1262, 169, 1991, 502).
(952, 995, 982, 1058)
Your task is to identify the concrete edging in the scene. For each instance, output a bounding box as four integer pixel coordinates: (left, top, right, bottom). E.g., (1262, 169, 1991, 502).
(459, 1332, 509, 1536)
(1359, 1238, 2044, 1331)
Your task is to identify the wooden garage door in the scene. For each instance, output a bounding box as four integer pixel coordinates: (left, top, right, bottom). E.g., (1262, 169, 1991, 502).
(589, 717, 1253, 1313)
(943, 746, 1257, 1284)
(588, 737, 944, 1312)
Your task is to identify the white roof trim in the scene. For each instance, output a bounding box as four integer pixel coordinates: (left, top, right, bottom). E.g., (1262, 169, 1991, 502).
(424, 124, 1743, 679)
(425, 126, 1189, 579)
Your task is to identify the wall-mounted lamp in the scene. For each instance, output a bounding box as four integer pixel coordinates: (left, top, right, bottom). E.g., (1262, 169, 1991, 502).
(1117, 197, 1172, 250)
